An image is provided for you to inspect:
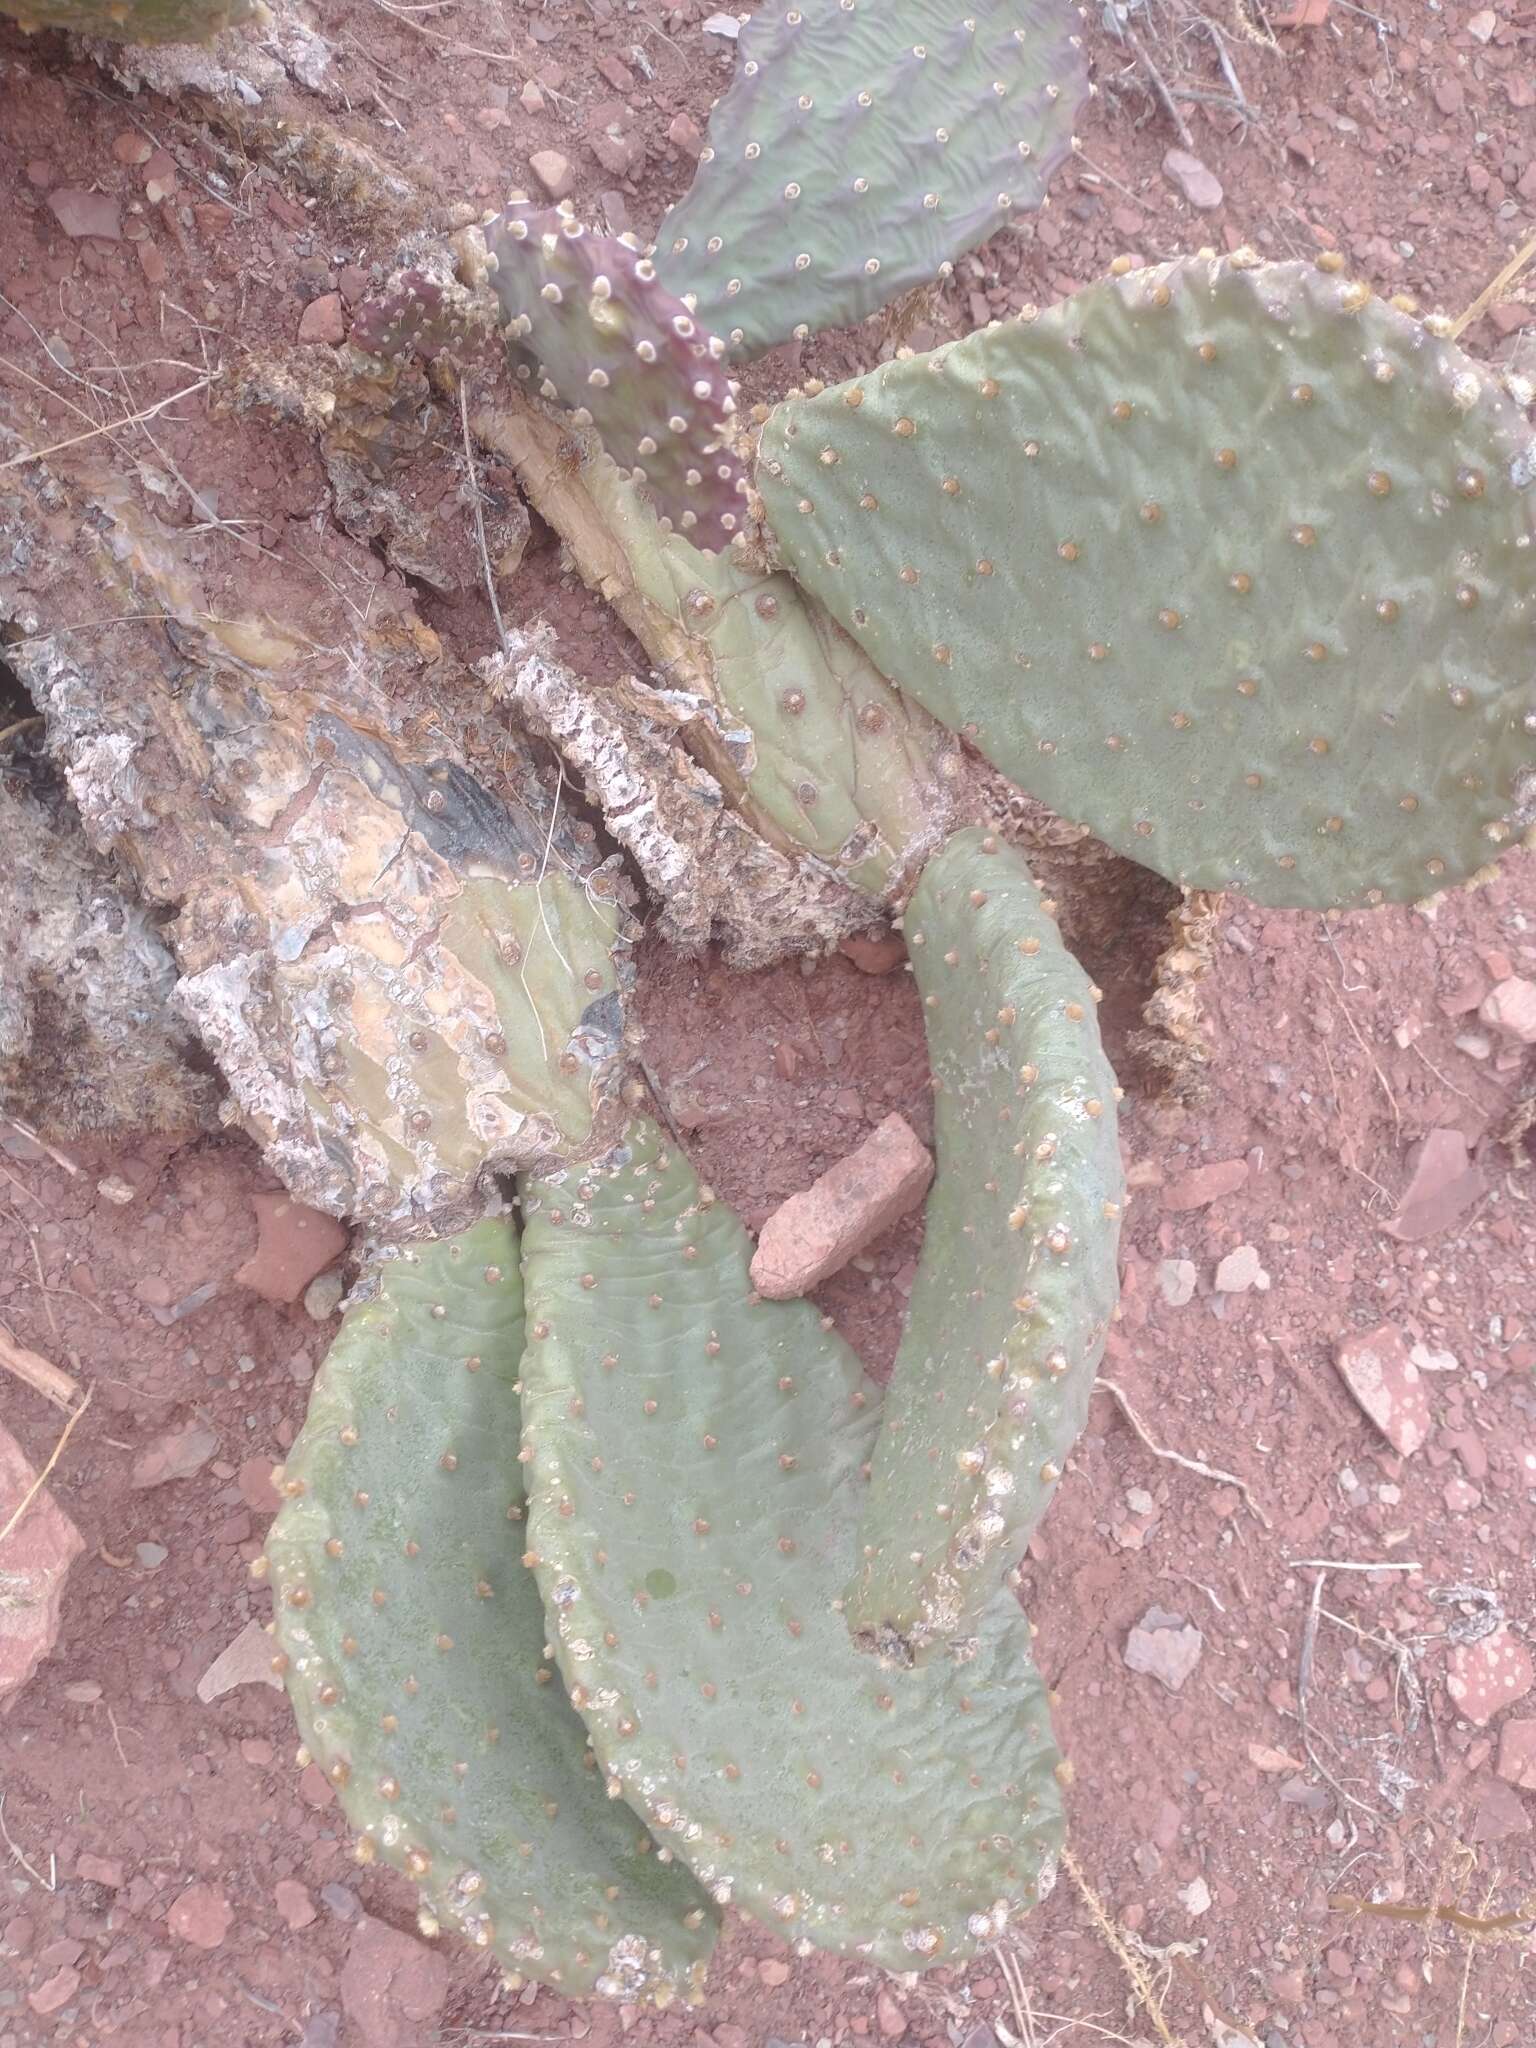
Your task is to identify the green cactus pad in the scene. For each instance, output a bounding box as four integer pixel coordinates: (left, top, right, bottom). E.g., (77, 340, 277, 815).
(517, 1120, 1063, 1968)
(845, 829, 1122, 1662)
(2, 0, 253, 39)
(266, 1221, 717, 2001)
(757, 255, 1536, 909)
(655, 0, 1087, 359)
(484, 205, 748, 552)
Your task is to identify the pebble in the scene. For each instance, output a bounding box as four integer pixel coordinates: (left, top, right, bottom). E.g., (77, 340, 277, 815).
(668, 111, 703, 156)
(275, 1878, 317, 1930)
(197, 1618, 284, 1702)
(303, 1268, 346, 1322)
(1161, 147, 1224, 210)
(135, 1541, 169, 1569)
(297, 293, 346, 346)
(1384, 1127, 1485, 1242)
(757, 1958, 791, 1986)
(750, 1113, 932, 1300)
(1215, 1244, 1268, 1293)
(1468, 7, 1498, 40)
(340, 1917, 450, 2048)
(28, 1965, 80, 2015)
(838, 930, 906, 975)
(239, 1455, 284, 1513)
(1162, 1157, 1248, 1211)
(77, 1853, 125, 1887)
(1333, 1324, 1431, 1456)
(1123, 1606, 1203, 1693)
(0, 1421, 84, 1708)
(520, 80, 545, 114)
(321, 1882, 363, 1922)
(529, 149, 574, 201)
(299, 1759, 336, 1808)
(167, 1883, 233, 1950)
(1156, 1257, 1197, 1306)
(1447, 1630, 1535, 1727)
(1496, 1718, 1536, 1790)
(1480, 977, 1536, 1044)
(47, 188, 122, 239)
(234, 1193, 349, 1305)
(112, 130, 154, 165)
(131, 1422, 219, 1489)
(1178, 1876, 1213, 1916)
(876, 1990, 909, 2039)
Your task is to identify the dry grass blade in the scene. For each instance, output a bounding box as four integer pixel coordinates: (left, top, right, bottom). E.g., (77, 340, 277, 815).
(1095, 1378, 1272, 1529)
(0, 1388, 92, 1550)
(1451, 231, 1536, 341)
(1061, 1844, 1184, 2048)
(0, 374, 210, 472)
(0, 1323, 80, 1410)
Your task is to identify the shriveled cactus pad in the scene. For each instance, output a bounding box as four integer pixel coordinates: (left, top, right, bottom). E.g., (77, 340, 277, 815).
(1, 0, 253, 39)
(518, 1120, 1063, 1969)
(484, 205, 748, 552)
(760, 255, 1536, 908)
(656, 0, 1087, 358)
(267, 1222, 717, 2000)
(846, 830, 1123, 1661)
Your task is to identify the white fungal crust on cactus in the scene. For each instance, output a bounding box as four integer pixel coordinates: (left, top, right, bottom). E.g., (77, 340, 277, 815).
(757, 253, 1536, 909)
(483, 203, 748, 552)
(266, 1221, 717, 2002)
(517, 1119, 1064, 1970)
(844, 829, 1123, 1662)
(655, 0, 1089, 358)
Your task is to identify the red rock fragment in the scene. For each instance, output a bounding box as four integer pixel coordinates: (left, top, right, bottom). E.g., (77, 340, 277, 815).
(167, 1883, 234, 1949)
(1480, 977, 1536, 1045)
(47, 188, 122, 240)
(1161, 1157, 1248, 1211)
(0, 1422, 84, 1711)
(340, 1917, 449, 2048)
(838, 930, 906, 975)
(131, 1422, 218, 1489)
(1447, 1630, 1535, 1728)
(238, 1455, 283, 1514)
(297, 293, 347, 346)
(275, 1878, 317, 1930)
(1333, 1324, 1431, 1455)
(234, 1193, 348, 1305)
(1496, 1718, 1536, 1791)
(28, 1965, 80, 2015)
(1383, 1127, 1485, 1242)
(749, 1113, 933, 1300)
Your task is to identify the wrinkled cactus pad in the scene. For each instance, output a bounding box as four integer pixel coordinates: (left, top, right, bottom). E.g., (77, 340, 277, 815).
(266, 1221, 717, 2000)
(517, 1119, 1063, 1969)
(484, 204, 748, 551)
(656, 0, 1088, 358)
(846, 829, 1123, 1662)
(2, 0, 253, 39)
(759, 255, 1536, 908)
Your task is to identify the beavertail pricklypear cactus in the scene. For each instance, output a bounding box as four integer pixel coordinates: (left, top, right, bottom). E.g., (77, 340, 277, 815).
(0, 0, 253, 37)
(845, 830, 1123, 1662)
(483, 205, 748, 551)
(516, 1120, 1063, 1968)
(656, 0, 1088, 359)
(758, 254, 1536, 909)
(266, 1221, 717, 2001)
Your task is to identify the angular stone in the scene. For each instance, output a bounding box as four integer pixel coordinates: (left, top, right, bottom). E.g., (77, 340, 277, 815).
(1384, 1127, 1485, 1242)
(838, 931, 906, 975)
(1161, 148, 1224, 211)
(196, 1618, 284, 1703)
(47, 189, 121, 240)
(1333, 1324, 1431, 1456)
(1156, 1257, 1197, 1307)
(528, 149, 573, 201)
(1161, 1157, 1248, 1211)
(234, 1193, 348, 1305)
(275, 1878, 317, 1931)
(28, 1964, 80, 2015)
(130, 1422, 219, 1489)
(1447, 1630, 1535, 1727)
(340, 1917, 449, 2048)
(1496, 1718, 1536, 1791)
(1215, 1243, 1267, 1293)
(1123, 1607, 1203, 1693)
(749, 1113, 933, 1299)
(297, 293, 346, 347)
(0, 1421, 84, 1712)
(1480, 977, 1536, 1044)
(167, 1883, 233, 1949)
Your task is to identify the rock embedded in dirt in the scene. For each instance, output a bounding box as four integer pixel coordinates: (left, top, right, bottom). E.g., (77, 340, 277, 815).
(167, 1883, 234, 1950)
(28, 1964, 80, 2016)
(1156, 1257, 1198, 1307)
(1161, 1157, 1248, 1211)
(339, 1917, 449, 2048)
(196, 1618, 284, 1703)
(838, 931, 906, 975)
(529, 148, 573, 200)
(1123, 1606, 1203, 1694)
(130, 1422, 219, 1489)
(296, 292, 347, 346)
(0, 1423, 84, 1711)
(238, 1455, 283, 1514)
(47, 188, 122, 239)
(1447, 1630, 1535, 1728)
(876, 1990, 909, 2039)
(1161, 148, 1224, 210)
(749, 1112, 933, 1300)
(302, 1268, 346, 1323)
(1333, 1324, 1431, 1456)
(274, 1879, 317, 1931)
(1214, 1243, 1267, 1293)
(1496, 1718, 1536, 1790)
(234, 1193, 349, 1306)
(1479, 977, 1536, 1044)
(1383, 1127, 1485, 1241)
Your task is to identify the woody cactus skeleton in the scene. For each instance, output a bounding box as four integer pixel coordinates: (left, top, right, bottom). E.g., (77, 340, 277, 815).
(262, 0, 1536, 2006)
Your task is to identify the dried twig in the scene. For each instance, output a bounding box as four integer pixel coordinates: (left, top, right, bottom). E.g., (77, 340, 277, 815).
(1, 1114, 81, 1176)
(1095, 1378, 1272, 1529)
(1451, 231, 1536, 343)
(0, 373, 210, 472)
(1298, 1569, 1391, 1826)
(0, 1793, 56, 1891)
(0, 1323, 80, 1411)
(1124, 29, 1197, 151)
(459, 374, 510, 658)
(0, 1388, 92, 1550)
(1061, 1845, 1182, 2048)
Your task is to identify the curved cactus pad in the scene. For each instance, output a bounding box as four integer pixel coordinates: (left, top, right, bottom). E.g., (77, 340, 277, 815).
(845, 830, 1122, 1662)
(517, 1121, 1063, 1968)
(266, 1223, 717, 2001)
(2, 0, 253, 39)
(484, 205, 748, 552)
(655, 0, 1087, 359)
(758, 255, 1536, 909)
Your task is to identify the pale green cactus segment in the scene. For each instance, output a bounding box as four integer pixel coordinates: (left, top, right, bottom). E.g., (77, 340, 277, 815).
(757, 255, 1536, 909)
(582, 458, 959, 893)
(266, 1222, 717, 2002)
(517, 1120, 1063, 1969)
(845, 829, 1122, 1662)
(655, 0, 1087, 359)
(2, 0, 253, 37)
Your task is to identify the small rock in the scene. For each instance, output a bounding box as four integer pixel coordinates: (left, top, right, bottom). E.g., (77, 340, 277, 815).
(875, 1990, 909, 2040)
(97, 1173, 137, 1204)
(167, 1883, 233, 1950)
(275, 1878, 317, 1930)
(758, 1958, 791, 1986)
(1467, 7, 1498, 40)
(303, 1268, 346, 1322)
(668, 111, 703, 156)
(131, 1422, 218, 1489)
(299, 1759, 336, 1807)
(1443, 1477, 1481, 1513)
(1161, 148, 1224, 210)
(47, 188, 122, 240)
(28, 1964, 80, 2015)
(1123, 1606, 1203, 1693)
(112, 130, 155, 165)
(1409, 1340, 1458, 1373)
(1156, 1257, 1198, 1307)
(340, 1917, 450, 2048)
(302, 2017, 342, 2048)
(1333, 1324, 1431, 1456)
(750, 1113, 933, 1299)
(297, 293, 346, 346)
(321, 1882, 363, 1922)
(1432, 75, 1465, 116)
(1161, 1157, 1248, 1211)
(239, 1455, 283, 1513)
(1248, 1743, 1306, 1773)
(1447, 1630, 1535, 1727)
(235, 1193, 349, 1306)
(520, 80, 546, 114)
(1384, 1127, 1485, 1241)
(135, 1541, 169, 1569)
(1479, 977, 1536, 1044)
(529, 149, 573, 201)
(838, 931, 906, 975)
(77, 1853, 125, 1888)
(1495, 1718, 1536, 1790)
(241, 1737, 275, 1765)
(1215, 1243, 1267, 1293)
(197, 1618, 284, 1703)
(1468, 1776, 1530, 1844)
(0, 1421, 84, 1709)
(1178, 1875, 1213, 1916)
